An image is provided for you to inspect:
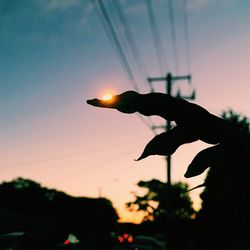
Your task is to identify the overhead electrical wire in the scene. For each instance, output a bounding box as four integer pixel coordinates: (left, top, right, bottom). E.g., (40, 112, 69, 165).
(94, 0, 140, 92)
(94, 0, 156, 132)
(111, 0, 150, 91)
(145, 0, 167, 76)
(182, 0, 192, 75)
(1, 135, 147, 169)
(94, 0, 193, 133)
(111, 0, 157, 130)
(167, 0, 179, 74)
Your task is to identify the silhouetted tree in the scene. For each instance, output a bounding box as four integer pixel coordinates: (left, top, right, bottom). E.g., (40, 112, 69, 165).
(0, 178, 119, 235)
(127, 179, 195, 249)
(196, 110, 250, 249)
(127, 179, 195, 222)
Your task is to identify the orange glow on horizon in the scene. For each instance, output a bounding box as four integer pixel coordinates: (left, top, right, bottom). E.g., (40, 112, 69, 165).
(118, 209, 146, 224)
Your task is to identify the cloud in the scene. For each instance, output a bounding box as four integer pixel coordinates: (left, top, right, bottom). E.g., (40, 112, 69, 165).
(187, 0, 214, 11)
(0, 0, 30, 16)
(79, 2, 94, 24)
(187, 0, 237, 11)
(0, 0, 81, 16)
(35, 0, 81, 12)
(0, 0, 88, 46)
(32, 0, 93, 31)
(123, 1, 146, 15)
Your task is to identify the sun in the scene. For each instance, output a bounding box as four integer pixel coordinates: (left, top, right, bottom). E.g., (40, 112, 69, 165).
(102, 93, 113, 101)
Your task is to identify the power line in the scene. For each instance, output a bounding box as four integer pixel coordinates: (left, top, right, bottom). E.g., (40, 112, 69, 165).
(111, 0, 150, 90)
(167, 0, 179, 74)
(145, 0, 167, 75)
(1, 136, 147, 169)
(110, 0, 158, 131)
(94, 0, 140, 91)
(182, 0, 192, 75)
(94, 0, 157, 132)
(135, 114, 157, 135)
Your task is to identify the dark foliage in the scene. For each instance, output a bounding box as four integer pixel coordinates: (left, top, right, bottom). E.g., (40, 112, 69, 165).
(127, 179, 195, 223)
(88, 91, 250, 249)
(195, 110, 250, 249)
(0, 177, 118, 235)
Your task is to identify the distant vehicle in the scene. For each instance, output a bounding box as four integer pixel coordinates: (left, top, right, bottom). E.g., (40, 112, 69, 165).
(52, 233, 79, 249)
(1, 231, 78, 250)
(0, 232, 24, 250)
(130, 235, 161, 250)
(114, 233, 161, 250)
(116, 233, 134, 245)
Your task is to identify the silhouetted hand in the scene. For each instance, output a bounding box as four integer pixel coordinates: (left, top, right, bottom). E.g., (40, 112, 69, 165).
(87, 91, 248, 178)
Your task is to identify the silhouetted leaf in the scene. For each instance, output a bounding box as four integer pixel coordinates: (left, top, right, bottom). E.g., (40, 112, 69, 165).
(136, 126, 197, 161)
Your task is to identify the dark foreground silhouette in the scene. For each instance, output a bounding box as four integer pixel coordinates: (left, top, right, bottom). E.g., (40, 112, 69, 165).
(87, 91, 250, 250)
(5, 92, 249, 249)
(0, 178, 119, 250)
(87, 91, 249, 178)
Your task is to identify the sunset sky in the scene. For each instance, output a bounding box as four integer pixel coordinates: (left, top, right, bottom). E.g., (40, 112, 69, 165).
(1, 0, 250, 223)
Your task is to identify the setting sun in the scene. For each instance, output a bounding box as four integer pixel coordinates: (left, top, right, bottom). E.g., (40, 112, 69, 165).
(102, 93, 113, 101)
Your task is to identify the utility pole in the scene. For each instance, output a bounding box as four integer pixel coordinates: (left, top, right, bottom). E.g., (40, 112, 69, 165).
(148, 72, 195, 185)
(148, 72, 195, 250)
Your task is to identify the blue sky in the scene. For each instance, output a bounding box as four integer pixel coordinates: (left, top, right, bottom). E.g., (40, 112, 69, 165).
(1, 0, 250, 222)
